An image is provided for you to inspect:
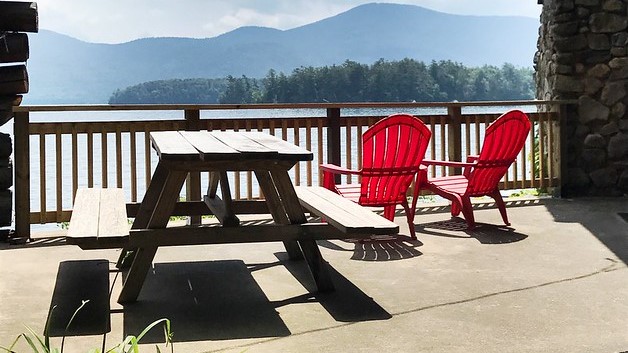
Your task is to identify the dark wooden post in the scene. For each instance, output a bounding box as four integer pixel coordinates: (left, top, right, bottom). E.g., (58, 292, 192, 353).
(13, 111, 30, 240)
(326, 108, 341, 183)
(185, 108, 202, 225)
(0, 1, 38, 241)
(447, 106, 463, 175)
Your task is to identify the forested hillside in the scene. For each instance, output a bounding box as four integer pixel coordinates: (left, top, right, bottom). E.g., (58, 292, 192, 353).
(27, 3, 538, 104)
(109, 59, 534, 104)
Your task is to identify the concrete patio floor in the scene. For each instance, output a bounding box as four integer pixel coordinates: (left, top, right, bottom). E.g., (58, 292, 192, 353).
(1, 197, 627, 353)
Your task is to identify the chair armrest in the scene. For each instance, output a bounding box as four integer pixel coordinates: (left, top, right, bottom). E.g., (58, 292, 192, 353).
(319, 163, 361, 176)
(320, 163, 361, 191)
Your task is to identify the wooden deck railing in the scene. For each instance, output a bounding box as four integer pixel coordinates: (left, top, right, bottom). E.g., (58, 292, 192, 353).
(12, 101, 567, 239)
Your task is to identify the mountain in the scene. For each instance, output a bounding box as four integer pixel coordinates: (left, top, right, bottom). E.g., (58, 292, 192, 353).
(25, 3, 539, 104)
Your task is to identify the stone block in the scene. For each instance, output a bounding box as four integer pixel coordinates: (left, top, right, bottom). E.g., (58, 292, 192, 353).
(611, 32, 628, 46)
(601, 81, 627, 106)
(589, 167, 618, 187)
(590, 13, 628, 33)
(587, 63, 610, 78)
(582, 148, 607, 170)
(0, 162, 12, 189)
(618, 170, 628, 191)
(556, 74, 584, 92)
(564, 167, 591, 189)
(600, 121, 619, 136)
(0, 133, 11, 159)
(602, 0, 625, 12)
(610, 102, 626, 120)
(587, 33, 611, 50)
(584, 77, 604, 94)
(608, 132, 628, 159)
(0, 190, 11, 227)
(618, 118, 628, 131)
(556, 34, 589, 51)
(584, 133, 607, 147)
(578, 96, 610, 123)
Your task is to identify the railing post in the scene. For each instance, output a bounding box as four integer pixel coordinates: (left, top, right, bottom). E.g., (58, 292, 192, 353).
(185, 108, 202, 225)
(447, 106, 463, 175)
(13, 110, 30, 241)
(326, 108, 341, 183)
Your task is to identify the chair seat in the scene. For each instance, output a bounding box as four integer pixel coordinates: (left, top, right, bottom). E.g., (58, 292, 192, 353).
(427, 175, 469, 195)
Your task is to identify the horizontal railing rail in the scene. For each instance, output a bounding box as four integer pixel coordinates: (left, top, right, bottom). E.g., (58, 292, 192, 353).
(12, 100, 568, 239)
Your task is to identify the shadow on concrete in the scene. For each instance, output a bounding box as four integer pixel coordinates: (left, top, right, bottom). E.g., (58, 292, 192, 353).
(0, 235, 67, 250)
(46, 259, 111, 337)
(416, 217, 528, 244)
(122, 260, 290, 343)
(543, 197, 628, 265)
(276, 252, 391, 322)
(318, 236, 423, 261)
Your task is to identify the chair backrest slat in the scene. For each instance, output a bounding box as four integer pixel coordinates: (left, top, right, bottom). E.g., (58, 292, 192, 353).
(360, 114, 431, 205)
(467, 110, 531, 195)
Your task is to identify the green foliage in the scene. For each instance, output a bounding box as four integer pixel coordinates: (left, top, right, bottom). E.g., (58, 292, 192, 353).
(109, 78, 227, 104)
(1, 312, 173, 353)
(109, 59, 534, 104)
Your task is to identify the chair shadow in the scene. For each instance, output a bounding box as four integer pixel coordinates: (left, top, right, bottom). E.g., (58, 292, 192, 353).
(318, 236, 423, 261)
(416, 217, 528, 244)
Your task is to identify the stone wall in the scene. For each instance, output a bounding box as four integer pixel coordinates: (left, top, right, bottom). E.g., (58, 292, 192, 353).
(536, 0, 628, 196)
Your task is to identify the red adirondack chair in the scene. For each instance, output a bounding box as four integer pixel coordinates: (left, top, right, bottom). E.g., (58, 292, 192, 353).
(321, 114, 431, 239)
(414, 110, 531, 230)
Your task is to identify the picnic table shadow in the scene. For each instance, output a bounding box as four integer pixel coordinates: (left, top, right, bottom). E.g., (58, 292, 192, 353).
(122, 255, 390, 343)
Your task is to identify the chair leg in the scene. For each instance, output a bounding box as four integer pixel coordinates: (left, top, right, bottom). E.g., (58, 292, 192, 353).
(451, 200, 461, 216)
(459, 196, 476, 230)
(401, 200, 416, 240)
(383, 205, 395, 221)
(490, 189, 510, 226)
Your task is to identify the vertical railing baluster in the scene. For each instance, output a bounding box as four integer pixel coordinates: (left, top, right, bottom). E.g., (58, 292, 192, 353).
(39, 132, 46, 223)
(130, 127, 137, 202)
(55, 125, 62, 221)
(71, 125, 78, 201)
(116, 126, 123, 189)
(447, 106, 462, 176)
(326, 108, 341, 184)
(101, 128, 108, 187)
(87, 126, 94, 187)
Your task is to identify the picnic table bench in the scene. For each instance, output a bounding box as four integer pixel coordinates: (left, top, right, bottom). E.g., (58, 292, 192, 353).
(66, 131, 399, 303)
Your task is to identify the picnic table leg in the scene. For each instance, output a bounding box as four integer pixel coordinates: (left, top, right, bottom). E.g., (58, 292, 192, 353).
(116, 163, 172, 269)
(270, 169, 335, 292)
(255, 170, 303, 260)
(118, 168, 188, 303)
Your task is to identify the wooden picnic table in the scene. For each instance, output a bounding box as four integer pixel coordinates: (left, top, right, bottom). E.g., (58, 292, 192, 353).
(68, 130, 399, 304)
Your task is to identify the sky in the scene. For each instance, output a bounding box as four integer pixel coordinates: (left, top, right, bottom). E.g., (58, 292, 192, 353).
(32, 0, 542, 44)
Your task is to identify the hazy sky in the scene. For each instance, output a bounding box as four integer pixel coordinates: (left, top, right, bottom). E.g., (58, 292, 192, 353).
(33, 0, 542, 44)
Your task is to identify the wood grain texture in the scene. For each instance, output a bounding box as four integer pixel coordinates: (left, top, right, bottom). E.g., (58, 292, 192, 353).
(295, 186, 399, 235)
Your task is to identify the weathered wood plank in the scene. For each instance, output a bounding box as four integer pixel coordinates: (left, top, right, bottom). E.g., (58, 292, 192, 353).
(0, 2, 38, 32)
(179, 131, 240, 160)
(295, 186, 399, 235)
(246, 131, 313, 161)
(98, 188, 129, 237)
(67, 188, 101, 239)
(0, 65, 28, 95)
(0, 95, 22, 107)
(127, 223, 362, 247)
(66, 188, 130, 250)
(149, 131, 199, 161)
(0, 33, 29, 63)
(211, 131, 278, 158)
